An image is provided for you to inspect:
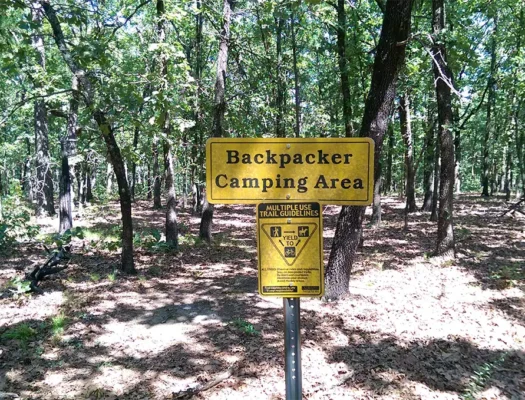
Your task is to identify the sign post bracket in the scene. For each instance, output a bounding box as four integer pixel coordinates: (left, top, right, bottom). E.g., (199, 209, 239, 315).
(284, 297, 302, 400)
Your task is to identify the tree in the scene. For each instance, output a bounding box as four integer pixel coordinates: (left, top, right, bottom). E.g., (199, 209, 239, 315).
(199, 0, 234, 242)
(399, 93, 417, 213)
(430, 0, 455, 258)
(324, 0, 413, 300)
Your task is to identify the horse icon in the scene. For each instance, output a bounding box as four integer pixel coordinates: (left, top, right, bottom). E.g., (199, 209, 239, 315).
(298, 226, 309, 237)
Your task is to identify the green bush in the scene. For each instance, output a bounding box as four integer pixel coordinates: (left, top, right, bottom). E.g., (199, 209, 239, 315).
(0, 185, 40, 251)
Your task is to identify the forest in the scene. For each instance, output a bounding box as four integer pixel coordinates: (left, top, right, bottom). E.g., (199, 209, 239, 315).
(0, 0, 524, 399)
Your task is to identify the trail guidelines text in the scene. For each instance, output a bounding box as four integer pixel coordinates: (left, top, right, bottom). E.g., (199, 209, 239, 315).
(206, 138, 375, 205)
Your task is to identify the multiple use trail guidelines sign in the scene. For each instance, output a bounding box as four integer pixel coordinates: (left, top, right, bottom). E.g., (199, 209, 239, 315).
(206, 138, 375, 205)
(257, 202, 323, 297)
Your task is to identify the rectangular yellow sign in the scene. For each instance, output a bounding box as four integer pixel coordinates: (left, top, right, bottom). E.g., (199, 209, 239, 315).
(257, 202, 323, 297)
(206, 138, 374, 205)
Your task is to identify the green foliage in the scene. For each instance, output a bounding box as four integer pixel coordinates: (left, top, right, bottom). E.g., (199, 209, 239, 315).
(89, 273, 101, 282)
(6, 276, 32, 295)
(47, 227, 85, 248)
(1, 323, 37, 344)
(228, 318, 260, 336)
(0, 185, 39, 252)
(133, 228, 176, 252)
(50, 313, 67, 336)
(107, 272, 117, 282)
(461, 353, 507, 400)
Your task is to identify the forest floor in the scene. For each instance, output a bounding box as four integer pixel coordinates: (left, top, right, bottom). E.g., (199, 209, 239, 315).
(0, 194, 524, 400)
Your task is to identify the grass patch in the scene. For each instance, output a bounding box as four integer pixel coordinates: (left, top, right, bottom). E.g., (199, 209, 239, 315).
(228, 318, 260, 336)
(51, 313, 67, 336)
(1, 323, 37, 344)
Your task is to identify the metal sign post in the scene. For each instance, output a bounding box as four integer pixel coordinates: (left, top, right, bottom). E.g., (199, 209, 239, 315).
(284, 297, 302, 400)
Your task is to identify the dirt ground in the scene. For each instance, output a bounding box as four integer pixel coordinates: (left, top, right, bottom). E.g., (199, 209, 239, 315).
(0, 194, 524, 400)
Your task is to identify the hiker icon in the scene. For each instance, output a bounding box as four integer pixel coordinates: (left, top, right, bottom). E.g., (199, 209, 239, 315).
(298, 226, 309, 237)
(270, 226, 282, 237)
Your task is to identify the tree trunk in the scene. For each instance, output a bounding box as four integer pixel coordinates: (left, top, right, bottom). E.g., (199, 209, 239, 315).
(324, 0, 413, 300)
(152, 136, 162, 209)
(106, 163, 113, 195)
(422, 118, 435, 211)
(384, 122, 394, 193)
(157, 0, 178, 248)
(430, 0, 455, 258)
(199, 0, 234, 242)
(291, 10, 301, 138)
(94, 111, 135, 274)
(482, 15, 498, 197)
(32, 2, 54, 217)
(430, 132, 440, 222)
(371, 160, 382, 227)
(399, 94, 417, 212)
(336, 0, 354, 137)
(59, 74, 79, 234)
(275, 15, 286, 138)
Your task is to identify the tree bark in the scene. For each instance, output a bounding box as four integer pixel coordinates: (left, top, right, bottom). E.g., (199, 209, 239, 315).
(32, 1, 55, 217)
(371, 160, 382, 227)
(199, 0, 234, 242)
(384, 122, 394, 193)
(336, 0, 354, 137)
(157, 0, 178, 248)
(275, 15, 286, 138)
(422, 118, 435, 211)
(324, 0, 413, 300)
(430, 131, 440, 222)
(430, 0, 455, 258)
(399, 94, 417, 212)
(481, 15, 498, 197)
(291, 9, 301, 138)
(152, 136, 162, 209)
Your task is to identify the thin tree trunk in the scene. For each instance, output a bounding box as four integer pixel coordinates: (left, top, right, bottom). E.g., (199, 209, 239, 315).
(324, 0, 413, 299)
(336, 0, 354, 137)
(157, 0, 178, 248)
(399, 94, 417, 212)
(32, 1, 54, 217)
(59, 74, 79, 234)
(106, 163, 113, 195)
(430, 0, 455, 258)
(430, 131, 440, 222)
(384, 122, 394, 193)
(152, 136, 162, 209)
(199, 0, 234, 242)
(422, 118, 435, 211)
(482, 15, 498, 197)
(275, 15, 285, 138)
(371, 160, 382, 227)
(291, 10, 301, 138)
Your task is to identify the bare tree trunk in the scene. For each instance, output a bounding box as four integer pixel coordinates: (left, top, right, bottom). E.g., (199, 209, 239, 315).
(384, 123, 394, 193)
(336, 0, 354, 137)
(157, 0, 178, 248)
(430, 132, 440, 222)
(199, 0, 234, 242)
(482, 14, 498, 197)
(275, 15, 285, 138)
(371, 161, 382, 227)
(152, 136, 162, 209)
(422, 117, 435, 211)
(399, 94, 417, 212)
(430, 0, 455, 258)
(291, 9, 301, 138)
(32, 1, 55, 217)
(324, 0, 413, 299)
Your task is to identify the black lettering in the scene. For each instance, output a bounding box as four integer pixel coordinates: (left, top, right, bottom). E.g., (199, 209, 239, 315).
(242, 178, 259, 188)
(293, 153, 303, 164)
(344, 154, 353, 164)
(254, 154, 264, 164)
(353, 178, 364, 189)
(279, 154, 291, 168)
(314, 175, 329, 188)
(242, 154, 252, 164)
(227, 150, 239, 164)
(283, 178, 295, 188)
(305, 154, 315, 164)
(332, 154, 341, 164)
(216, 174, 228, 188)
(266, 150, 277, 164)
(330, 178, 340, 188)
(262, 178, 273, 192)
(230, 177, 239, 188)
(341, 178, 352, 189)
(318, 150, 329, 164)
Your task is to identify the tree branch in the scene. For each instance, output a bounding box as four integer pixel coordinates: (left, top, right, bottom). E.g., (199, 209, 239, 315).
(0, 89, 73, 127)
(111, 0, 153, 37)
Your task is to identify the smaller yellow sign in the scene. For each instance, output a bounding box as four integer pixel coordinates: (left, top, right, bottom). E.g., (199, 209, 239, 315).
(257, 202, 324, 297)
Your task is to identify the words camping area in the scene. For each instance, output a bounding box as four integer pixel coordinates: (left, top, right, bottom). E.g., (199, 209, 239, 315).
(0, 195, 523, 399)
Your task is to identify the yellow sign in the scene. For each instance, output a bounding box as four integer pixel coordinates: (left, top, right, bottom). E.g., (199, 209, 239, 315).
(257, 202, 323, 297)
(206, 138, 374, 205)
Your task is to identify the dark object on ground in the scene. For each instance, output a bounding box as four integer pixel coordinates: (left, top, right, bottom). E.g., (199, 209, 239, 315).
(500, 197, 525, 217)
(26, 245, 71, 293)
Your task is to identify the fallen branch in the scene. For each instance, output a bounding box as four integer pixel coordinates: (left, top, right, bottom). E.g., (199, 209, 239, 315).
(26, 245, 72, 293)
(172, 363, 239, 399)
(500, 197, 525, 217)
